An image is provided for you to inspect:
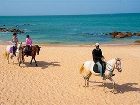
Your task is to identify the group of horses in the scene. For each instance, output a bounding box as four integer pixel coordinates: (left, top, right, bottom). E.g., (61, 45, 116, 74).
(4, 42, 41, 66)
(4, 43, 122, 93)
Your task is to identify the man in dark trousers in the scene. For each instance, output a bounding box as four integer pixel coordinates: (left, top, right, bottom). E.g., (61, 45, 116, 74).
(92, 43, 104, 77)
(92, 43, 115, 77)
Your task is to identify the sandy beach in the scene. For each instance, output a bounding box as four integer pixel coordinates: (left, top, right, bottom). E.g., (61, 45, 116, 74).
(0, 44, 140, 105)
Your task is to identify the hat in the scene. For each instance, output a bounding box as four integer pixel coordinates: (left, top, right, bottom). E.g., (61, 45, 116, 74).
(95, 43, 99, 46)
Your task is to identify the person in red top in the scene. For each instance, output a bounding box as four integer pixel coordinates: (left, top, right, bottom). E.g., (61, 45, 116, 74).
(26, 35, 32, 46)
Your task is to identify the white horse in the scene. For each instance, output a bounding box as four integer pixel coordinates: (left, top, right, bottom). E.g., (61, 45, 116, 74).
(4, 42, 23, 66)
(80, 58, 122, 92)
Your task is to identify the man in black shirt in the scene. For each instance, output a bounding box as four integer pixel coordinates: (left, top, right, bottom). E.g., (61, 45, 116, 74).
(92, 43, 104, 77)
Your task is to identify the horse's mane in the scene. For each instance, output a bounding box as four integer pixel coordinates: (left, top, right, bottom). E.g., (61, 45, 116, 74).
(107, 58, 116, 66)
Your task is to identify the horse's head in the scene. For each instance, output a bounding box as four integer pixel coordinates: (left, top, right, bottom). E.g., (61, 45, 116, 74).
(115, 58, 122, 72)
(35, 45, 41, 55)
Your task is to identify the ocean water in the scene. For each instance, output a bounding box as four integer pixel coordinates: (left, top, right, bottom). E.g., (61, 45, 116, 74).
(0, 13, 140, 45)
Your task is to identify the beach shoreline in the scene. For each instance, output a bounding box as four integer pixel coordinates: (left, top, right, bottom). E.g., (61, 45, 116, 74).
(1, 40, 140, 47)
(0, 44, 140, 105)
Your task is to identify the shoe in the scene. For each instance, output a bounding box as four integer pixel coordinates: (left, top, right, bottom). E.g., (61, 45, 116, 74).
(112, 74, 115, 76)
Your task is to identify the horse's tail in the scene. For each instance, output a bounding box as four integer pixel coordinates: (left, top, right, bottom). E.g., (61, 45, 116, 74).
(3, 51, 8, 59)
(80, 64, 85, 74)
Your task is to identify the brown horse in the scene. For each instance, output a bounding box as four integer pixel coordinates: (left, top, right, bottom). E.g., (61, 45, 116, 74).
(21, 45, 41, 66)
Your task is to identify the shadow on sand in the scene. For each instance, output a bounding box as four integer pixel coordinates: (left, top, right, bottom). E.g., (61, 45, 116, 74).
(22, 61, 61, 69)
(89, 81, 140, 94)
(104, 83, 140, 94)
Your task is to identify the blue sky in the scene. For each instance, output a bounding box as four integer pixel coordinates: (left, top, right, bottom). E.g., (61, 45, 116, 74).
(0, 0, 140, 16)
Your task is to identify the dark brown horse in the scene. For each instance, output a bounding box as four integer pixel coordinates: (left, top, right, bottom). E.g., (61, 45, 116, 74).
(21, 45, 41, 66)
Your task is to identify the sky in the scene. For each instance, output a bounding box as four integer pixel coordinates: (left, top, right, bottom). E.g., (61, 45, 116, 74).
(0, 0, 140, 16)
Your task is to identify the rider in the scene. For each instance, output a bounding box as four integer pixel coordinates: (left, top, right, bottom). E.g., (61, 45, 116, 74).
(11, 33, 18, 56)
(92, 43, 104, 77)
(92, 43, 115, 77)
(25, 35, 32, 56)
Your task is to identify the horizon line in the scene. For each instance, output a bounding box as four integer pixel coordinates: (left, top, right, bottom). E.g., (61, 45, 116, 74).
(0, 12, 140, 17)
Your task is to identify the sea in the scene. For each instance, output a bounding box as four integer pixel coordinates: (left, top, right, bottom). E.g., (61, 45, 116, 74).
(0, 13, 140, 45)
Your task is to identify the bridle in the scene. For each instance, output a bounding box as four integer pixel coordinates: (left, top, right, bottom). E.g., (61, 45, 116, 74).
(115, 59, 122, 72)
(106, 58, 122, 72)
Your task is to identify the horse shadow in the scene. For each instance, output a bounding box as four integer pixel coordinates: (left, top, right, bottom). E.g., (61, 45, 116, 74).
(22, 61, 61, 69)
(107, 83, 140, 94)
(90, 81, 140, 94)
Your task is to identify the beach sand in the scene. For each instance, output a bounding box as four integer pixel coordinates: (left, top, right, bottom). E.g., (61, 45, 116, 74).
(0, 44, 140, 105)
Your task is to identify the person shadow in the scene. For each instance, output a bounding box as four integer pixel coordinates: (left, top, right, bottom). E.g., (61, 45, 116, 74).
(91, 81, 140, 94)
(21, 61, 61, 69)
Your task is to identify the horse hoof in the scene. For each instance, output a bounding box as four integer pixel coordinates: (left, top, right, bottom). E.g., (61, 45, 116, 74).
(104, 90, 107, 93)
(19, 62, 21, 66)
(36, 65, 38, 67)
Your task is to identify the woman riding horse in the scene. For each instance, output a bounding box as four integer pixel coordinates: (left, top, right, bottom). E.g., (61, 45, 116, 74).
(24, 35, 32, 57)
(11, 33, 18, 56)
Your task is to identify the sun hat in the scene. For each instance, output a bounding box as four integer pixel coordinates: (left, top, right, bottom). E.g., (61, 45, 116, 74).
(95, 43, 99, 46)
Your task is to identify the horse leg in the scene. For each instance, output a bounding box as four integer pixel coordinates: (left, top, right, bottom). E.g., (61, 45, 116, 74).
(108, 77, 115, 93)
(18, 56, 22, 66)
(22, 54, 25, 63)
(33, 57, 38, 66)
(20, 55, 23, 65)
(7, 53, 9, 64)
(19, 51, 23, 66)
(87, 78, 89, 87)
(12, 56, 14, 65)
(30, 57, 33, 65)
(103, 76, 106, 92)
(17, 55, 20, 66)
(84, 78, 87, 87)
(87, 72, 92, 87)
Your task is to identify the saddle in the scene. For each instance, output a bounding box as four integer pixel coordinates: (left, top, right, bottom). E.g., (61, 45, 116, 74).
(24, 45, 32, 56)
(93, 61, 106, 74)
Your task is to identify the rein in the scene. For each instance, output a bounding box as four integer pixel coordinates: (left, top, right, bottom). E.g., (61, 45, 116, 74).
(106, 60, 118, 72)
(106, 63, 114, 72)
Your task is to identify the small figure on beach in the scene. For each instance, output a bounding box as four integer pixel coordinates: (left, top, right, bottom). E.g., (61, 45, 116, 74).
(24, 35, 32, 56)
(11, 33, 18, 56)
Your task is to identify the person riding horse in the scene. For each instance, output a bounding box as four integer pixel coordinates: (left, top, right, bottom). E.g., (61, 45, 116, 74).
(11, 33, 18, 56)
(92, 43, 104, 77)
(92, 43, 115, 77)
(24, 35, 32, 57)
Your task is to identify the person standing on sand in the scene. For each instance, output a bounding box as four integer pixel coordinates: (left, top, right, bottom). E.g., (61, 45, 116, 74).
(11, 33, 18, 56)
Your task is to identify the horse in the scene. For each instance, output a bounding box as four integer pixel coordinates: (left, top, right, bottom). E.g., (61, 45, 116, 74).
(4, 42, 23, 65)
(21, 45, 41, 66)
(80, 58, 122, 93)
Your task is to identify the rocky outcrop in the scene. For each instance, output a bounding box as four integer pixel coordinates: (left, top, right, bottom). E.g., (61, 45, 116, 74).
(109, 32, 140, 38)
(134, 32, 140, 36)
(134, 40, 140, 43)
(0, 27, 24, 34)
